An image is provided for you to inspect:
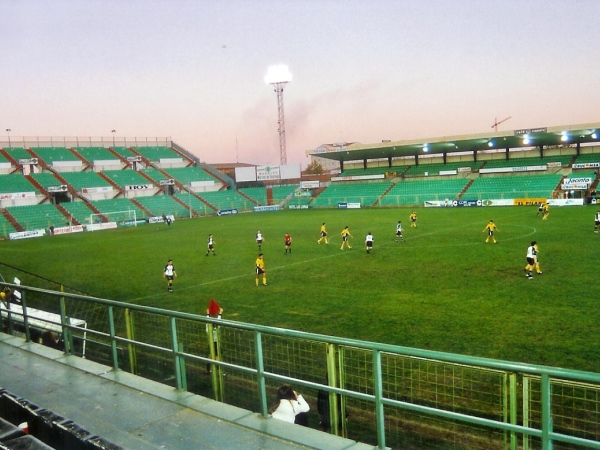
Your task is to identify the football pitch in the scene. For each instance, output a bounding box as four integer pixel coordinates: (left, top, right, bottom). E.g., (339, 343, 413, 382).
(3, 205, 599, 373)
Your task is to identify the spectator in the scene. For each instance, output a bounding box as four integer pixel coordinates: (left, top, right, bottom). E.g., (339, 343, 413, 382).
(41, 331, 62, 350)
(269, 384, 310, 425)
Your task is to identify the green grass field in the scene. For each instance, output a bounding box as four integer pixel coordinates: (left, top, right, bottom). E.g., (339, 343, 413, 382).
(3, 205, 600, 373)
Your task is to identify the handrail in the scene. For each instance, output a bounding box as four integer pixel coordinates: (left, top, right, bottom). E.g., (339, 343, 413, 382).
(2, 282, 600, 450)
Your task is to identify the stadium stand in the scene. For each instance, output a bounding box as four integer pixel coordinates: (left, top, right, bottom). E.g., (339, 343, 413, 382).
(463, 174, 563, 199)
(132, 146, 181, 161)
(310, 182, 391, 207)
(197, 190, 257, 212)
(481, 155, 573, 170)
(174, 192, 216, 215)
(161, 166, 221, 185)
(339, 166, 404, 177)
(403, 161, 482, 177)
(379, 178, 469, 206)
(573, 152, 600, 165)
(6, 204, 66, 231)
(110, 146, 137, 159)
(60, 201, 96, 225)
(272, 185, 299, 203)
(0, 214, 17, 235)
(29, 172, 63, 191)
(30, 147, 81, 165)
(134, 195, 190, 218)
(59, 172, 114, 191)
(73, 146, 121, 163)
(0, 174, 40, 195)
(2, 147, 35, 162)
(89, 198, 145, 219)
(103, 169, 156, 188)
(238, 187, 267, 205)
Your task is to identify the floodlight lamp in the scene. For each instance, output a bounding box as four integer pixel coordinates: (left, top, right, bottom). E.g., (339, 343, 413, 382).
(592, 132, 598, 139)
(264, 64, 292, 84)
(561, 133, 569, 142)
(488, 140, 494, 147)
(523, 136, 530, 145)
(423, 144, 429, 152)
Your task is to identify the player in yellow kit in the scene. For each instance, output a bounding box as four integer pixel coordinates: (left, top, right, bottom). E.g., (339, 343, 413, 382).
(340, 226, 353, 250)
(318, 222, 328, 244)
(255, 253, 267, 286)
(410, 212, 418, 228)
(482, 220, 498, 244)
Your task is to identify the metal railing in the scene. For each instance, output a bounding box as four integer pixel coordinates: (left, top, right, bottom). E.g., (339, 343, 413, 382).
(2, 282, 600, 450)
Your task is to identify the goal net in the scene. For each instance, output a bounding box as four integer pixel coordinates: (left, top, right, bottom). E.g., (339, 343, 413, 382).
(89, 210, 138, 227)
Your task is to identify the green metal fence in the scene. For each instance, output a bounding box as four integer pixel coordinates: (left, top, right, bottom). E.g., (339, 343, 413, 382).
(2, 282, 600, 450)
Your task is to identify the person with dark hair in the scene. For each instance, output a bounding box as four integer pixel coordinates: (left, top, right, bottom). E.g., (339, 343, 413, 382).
(256, 230, 264, 250)
(482, 220, 498, 244)
(340, 226, 352, 250)
(206, 234, 216, 256)
(318, 222, 328, 244)
(269, 384, 310, 425)
(255, 253, 267, 286)
(163, 259, 177, 292)
(41, 330, 62, 350)
(284, 233, 292, 255)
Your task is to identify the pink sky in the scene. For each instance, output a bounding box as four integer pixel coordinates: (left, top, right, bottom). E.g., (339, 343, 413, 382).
(2, 0, 599, 168)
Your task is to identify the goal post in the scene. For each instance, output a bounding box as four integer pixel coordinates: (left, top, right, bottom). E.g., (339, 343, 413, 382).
(89, 210, 138, 227)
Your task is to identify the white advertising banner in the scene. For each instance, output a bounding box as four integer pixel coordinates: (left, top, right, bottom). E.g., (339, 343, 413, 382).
(0, 192, 36, 200)
(256, 166, 280, 181)
(82, 186, 114, 194)
(280, 164, 301, 180)
(86, 222, 118, 231)
(235, 166, 257, 182)
(9, 229, 46, 240)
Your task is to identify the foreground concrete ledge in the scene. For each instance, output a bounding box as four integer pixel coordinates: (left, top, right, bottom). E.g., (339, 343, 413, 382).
(1, 334, 378, 450)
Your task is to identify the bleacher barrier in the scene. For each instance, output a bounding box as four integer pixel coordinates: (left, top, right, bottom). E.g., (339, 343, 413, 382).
(2, 282, 600, 449)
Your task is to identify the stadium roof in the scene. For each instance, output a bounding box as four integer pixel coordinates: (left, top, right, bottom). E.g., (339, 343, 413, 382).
(307, 121, 600, 163)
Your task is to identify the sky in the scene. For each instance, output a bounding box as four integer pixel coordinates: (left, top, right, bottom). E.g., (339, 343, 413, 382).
(2, 0, 600, 168)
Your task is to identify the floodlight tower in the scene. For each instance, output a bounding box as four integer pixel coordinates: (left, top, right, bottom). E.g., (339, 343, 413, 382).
(265, 65, 292, 166)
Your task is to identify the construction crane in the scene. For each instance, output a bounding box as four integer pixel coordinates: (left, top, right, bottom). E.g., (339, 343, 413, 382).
(491, 116, 511, 132)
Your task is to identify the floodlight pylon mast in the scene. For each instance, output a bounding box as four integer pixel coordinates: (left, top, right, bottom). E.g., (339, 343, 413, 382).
(271, 81, 288, 166)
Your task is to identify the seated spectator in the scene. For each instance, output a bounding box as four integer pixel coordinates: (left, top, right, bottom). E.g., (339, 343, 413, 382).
(269, 384, 310, 425)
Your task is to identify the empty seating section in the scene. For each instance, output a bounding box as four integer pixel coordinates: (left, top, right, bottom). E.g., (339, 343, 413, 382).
(404, 161, 482, 177)
(239, 187, 266, 205)
(464, 174, 563, 199)
(0, 153, 8, 163)
(60, 172, 113, 191)
(134, 195, 189, 218)
(110, 146, 137, 159)
(162, 167, 219, 185)
(139, 168, 163, 183)
(174, 192, 216, 214)
(29, 173, 63, 190)
(311, 182, 391, 207)
(340, 166, 402, 177)
(60, 201, 95, 225)
(272, 185, 299, 203)
(90, 198, 145, 218)
(380, 179, 469, 206)
(30, 147, 80, 164)
(197, 190, 256, 211)
(3, 147, 34, 161)
(574, 153, 600, 165)
(0, 214, 17, 234)
(73, 147, 120, 162)
(133, 146, 180, 161)
(482, 155, 573, 169)
(103, 169, 154, 188)
(0, 174, 39, 194)
(567, 172, 596, 180)
(6, 204, 66, 231)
